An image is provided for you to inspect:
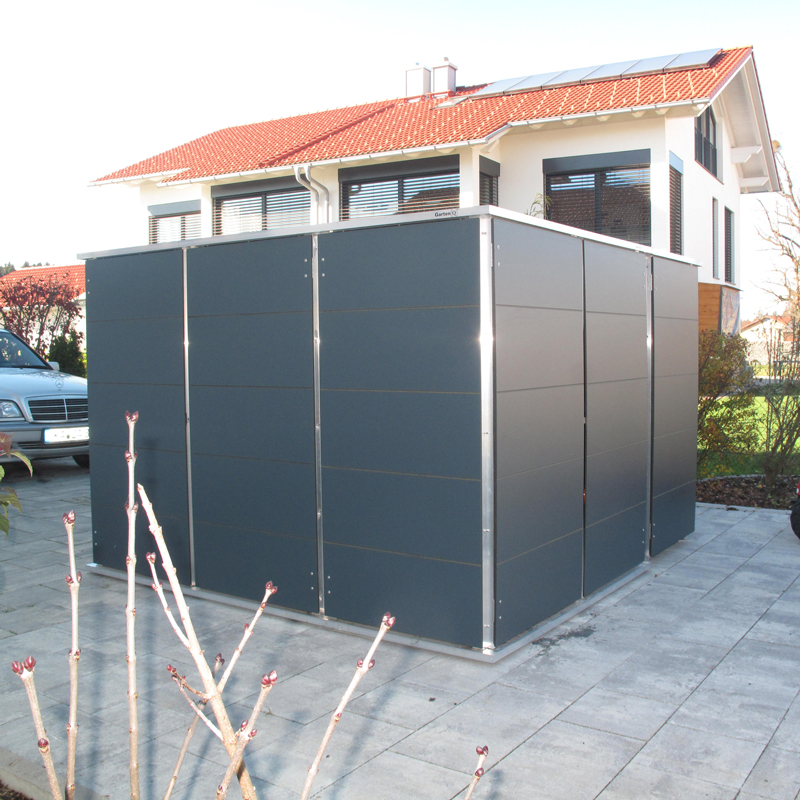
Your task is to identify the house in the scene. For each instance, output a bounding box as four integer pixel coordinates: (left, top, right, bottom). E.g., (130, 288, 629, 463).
(93, 47, 778, 335)
(741, 314, 798, 366)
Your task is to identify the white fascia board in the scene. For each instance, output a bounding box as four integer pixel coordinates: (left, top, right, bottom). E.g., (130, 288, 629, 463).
(90, 169, 187, 187)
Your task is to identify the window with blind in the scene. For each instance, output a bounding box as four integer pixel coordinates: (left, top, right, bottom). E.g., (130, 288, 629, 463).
(480, 172, 499, 206)
(669, 165, 683, 255)
(213, 188, 310, 236)
(695, 107, 718, 177)
(340, 170, 459, 220)
(545, 165, 651, 246)
(712, 198, 719, 279)
(148, 212, 202, 244)
(725, 207, 734, 283)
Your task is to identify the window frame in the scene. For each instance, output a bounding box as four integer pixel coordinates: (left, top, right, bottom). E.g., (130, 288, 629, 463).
(148, 211, 202, 244)
(695, 107, 719, 179)
(669, 157, 683, 256)
(724, 207, 734, 284)
(212, 186, 311, 236)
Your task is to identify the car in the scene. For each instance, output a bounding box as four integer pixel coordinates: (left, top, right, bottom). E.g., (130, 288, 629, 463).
(0, 329, 89, 468)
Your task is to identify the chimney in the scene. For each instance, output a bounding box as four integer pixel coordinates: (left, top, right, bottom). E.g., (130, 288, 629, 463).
(405, 63, 431, 97)
(432, 57, 457, 95)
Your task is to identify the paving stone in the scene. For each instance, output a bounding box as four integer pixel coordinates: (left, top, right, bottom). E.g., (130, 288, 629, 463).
(741, 743, 800, 799)
(596, 762, 738, 799)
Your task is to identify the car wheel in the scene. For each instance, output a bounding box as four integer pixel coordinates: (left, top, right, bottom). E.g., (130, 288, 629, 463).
(74, 454, 90, 469)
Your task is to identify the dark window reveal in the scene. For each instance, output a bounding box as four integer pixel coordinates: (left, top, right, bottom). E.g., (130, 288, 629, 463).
(724, 207, 734, 283)
(695, 107, 718, 177)
(712, 198, 719, 279)
(545, 165, 651, 246)
(148, 212, 201, 244)
(669, 165, 683, 255)
(479, 172, 499, 206)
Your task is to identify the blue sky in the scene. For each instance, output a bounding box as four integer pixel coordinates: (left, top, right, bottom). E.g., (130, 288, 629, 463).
(2, 0, 797, 316)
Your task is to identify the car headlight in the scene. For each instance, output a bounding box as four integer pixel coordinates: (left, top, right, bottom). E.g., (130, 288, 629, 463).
(0, 401, 23, 419)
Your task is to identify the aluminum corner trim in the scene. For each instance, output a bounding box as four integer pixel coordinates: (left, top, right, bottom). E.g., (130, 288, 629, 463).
(182, 247, 196, 588)
(479, 216, 496, 651)
(312, 234, 325, 615)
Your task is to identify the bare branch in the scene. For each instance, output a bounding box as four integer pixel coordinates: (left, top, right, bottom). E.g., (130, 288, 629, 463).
(464, 745, 489, 800)
(64, 510, 81, 800)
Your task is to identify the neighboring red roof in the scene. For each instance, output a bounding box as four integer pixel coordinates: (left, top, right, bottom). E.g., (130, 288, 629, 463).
(0, 265, 85, 298)
(95, 47, 752, 185)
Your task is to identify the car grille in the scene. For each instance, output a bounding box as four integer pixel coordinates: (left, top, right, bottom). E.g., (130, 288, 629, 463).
(28, 398, 89, 423)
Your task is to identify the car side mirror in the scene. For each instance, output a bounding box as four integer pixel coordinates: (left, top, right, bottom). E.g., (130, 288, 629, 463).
(48, 361, 60, 371)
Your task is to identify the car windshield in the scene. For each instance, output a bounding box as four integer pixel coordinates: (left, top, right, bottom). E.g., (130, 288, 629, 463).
(0, 332, 50, 369)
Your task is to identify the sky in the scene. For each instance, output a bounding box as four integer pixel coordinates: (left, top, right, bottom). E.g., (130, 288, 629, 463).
(1, 0, 798, 319)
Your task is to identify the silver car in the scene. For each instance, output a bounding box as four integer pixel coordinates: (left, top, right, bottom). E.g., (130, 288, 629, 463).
(0, 329, 89, 467)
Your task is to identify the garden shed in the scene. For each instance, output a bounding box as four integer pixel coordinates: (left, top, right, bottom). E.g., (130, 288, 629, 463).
(83, 207, 698, 658)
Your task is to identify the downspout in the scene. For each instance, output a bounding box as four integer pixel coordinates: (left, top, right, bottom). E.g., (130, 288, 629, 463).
(304, 165, 331, 223)
(294, 165, 320, 224)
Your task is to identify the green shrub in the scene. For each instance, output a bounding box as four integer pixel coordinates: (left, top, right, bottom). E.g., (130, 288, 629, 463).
(48, 328, 86, 378)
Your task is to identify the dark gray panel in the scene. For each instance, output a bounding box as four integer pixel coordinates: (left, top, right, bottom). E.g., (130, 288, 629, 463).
(320, 307, 480, 392)
(318, 220, 480, 311)
(653, 428, 698, 496)
(543, 149, 651, 175)
(321, 391, 480, 479)
(651, 481, 696, 555)
(495, 531, 583, 646)
(493, 220, 583, 310)
(322, 468, 481, 563)
(88, 317, 185, 387)
(188, 236, 312, 315)
(191, 454, 316, 538)
(586, 313, 648, 384)
(496, 386, 584, 478)
(338, 155, 459, 182)
(211, 175, 304, 198)
(584, 504, 647, 595)
(496, 458, 584, 561)
(90, 443, 191, 583)
(148, 199, 201, 216)
(190, 386, 314, 463)
(324, 544, 482, 648)
(495, 307, 583, 392)
(188, 312, 313, 388)
(586, 379, 649, 456)
(654, 374, 699, 438)
(193, 523, 318, 613)
(653, 257, 699, 320)
(586, 440, 648, 525)
(654, 317, 698, 378)
(584, 241, 648, 315)
(86, 250, 184, 322)
(88, 383, 187, 452)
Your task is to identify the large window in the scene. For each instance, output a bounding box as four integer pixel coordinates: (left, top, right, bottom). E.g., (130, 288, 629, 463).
(695, 107, 718, 177)
(545, 163, 651, 246)
(213, 188, 310, 236)
(148, 212, 201, 244)
(341, 171, 459, 220)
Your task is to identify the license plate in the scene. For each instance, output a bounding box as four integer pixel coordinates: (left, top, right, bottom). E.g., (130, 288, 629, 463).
(44, 427, 89, 444)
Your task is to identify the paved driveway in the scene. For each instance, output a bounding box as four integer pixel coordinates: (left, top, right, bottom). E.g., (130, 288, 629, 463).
(1, 460, 799, 799)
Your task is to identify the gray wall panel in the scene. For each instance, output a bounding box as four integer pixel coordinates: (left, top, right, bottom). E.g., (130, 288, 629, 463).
(654, 317, 698, 378)
(191, 454, 316, 537)
(586, 441, 648, 525)
(654, 374, 699, 438)
(324, 545, 483, 647)
(321, 391, 481, 479)
(584, 242, 648, 314)
(190, 386, 314, 463)
(496, 307, 584, 392)
(586, 379, 649, 456)
(323, 468, 481, 563)
(495, 531, 584, 645)
(320, 307, 480, 392)
(496, 459, 584, 561)
(653, 428, 698, 497)
(193, 523, 318, 613)
(586, 313, 649, 383)
(86, 251, 184, 321)
(318, 219, 480, 310)
(188, 313, 313, 388)
(188, 237, 312, 314)
(584, 504, 647, 594)
(651, 482, 697, 555)
(496, 386, 584, 478)
(88, 318, 185, 387)
(493, 221, 583, 310)
(653, 256, 699, 320)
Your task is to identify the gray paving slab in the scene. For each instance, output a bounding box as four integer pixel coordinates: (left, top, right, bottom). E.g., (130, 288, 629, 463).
(4, 461, 800, 799)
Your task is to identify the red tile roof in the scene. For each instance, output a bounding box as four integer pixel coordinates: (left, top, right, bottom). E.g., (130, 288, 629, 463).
(0, 265, 86, 298)
(95, 47, 752, 185)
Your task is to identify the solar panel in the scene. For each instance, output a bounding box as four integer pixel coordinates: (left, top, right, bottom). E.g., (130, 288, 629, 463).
(508, 71, 567, 92)
(542, 66, 600, 88)
(621, 54, 680, 77)
(468, 75, 531, 99)
(665, 48, 721, 71)
(581, 60, 641, 83)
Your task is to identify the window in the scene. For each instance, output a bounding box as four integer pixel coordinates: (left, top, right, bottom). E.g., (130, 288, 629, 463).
(341, 171, 459, 220)
(148, 212, 201, 244)
(669, 164, 682, 255)
(695, 107, 718, 177)
(545, 165, 651, 246)
(480, 172, 499, 206)
(712, 198, 719, 279)
(213, 188, 310, 236)
(724, 207, 734, 283)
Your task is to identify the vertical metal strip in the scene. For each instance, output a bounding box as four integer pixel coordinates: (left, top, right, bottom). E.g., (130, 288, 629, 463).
(581, 240, 587, 597)
(479, 217, 495, 652)
(644, 255, 654, 558)
(312, 234, 325, 615)
(182, 247, 196, 588)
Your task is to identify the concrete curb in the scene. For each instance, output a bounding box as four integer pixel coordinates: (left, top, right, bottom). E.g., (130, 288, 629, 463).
(0, 746, 108, 800)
